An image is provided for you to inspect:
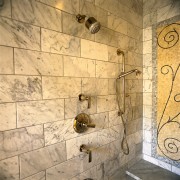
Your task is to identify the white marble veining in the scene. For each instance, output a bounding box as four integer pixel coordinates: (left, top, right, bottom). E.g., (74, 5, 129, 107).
(82, 78, 108, 96)
(41, 28, 80, 56)
(14, 49, 63, 76)
(64, 56, 95, 77)
(96, 61, 120, 78)
(17, 99, 64, 127)
(143, 40, 152, 54)
(23, 171, 45, 180)
(42, 77, 81, 99)
(0, 46, 13, 74)
(143, 79, 152, 93)
(143, 27, 152, 41)
(20, 142, 66, 179)
(0, 17, 40, 50)
(0, 125, 44, 160)
(0, 156, 19, 180)
(36, 0, 79, 14)
(12, 0, 62, 32)
(81, 39, 108, 61)
(0, 75, 42, 103)
(0, 103, 16, 131)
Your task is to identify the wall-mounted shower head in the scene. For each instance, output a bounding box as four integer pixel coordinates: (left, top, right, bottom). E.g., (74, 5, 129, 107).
(76, 14, 101, 34)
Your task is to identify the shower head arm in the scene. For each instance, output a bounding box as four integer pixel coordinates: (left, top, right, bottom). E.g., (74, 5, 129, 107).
(76, 14, 86, 23)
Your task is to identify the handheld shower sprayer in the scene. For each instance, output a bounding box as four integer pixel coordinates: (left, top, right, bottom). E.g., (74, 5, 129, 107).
(76, 14, 101, 34)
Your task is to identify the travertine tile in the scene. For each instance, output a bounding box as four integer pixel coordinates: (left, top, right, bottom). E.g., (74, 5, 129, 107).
(82, 78, 108, 95)
(0, 75, 42, 103)
(0, 156, 19, 180)
(81, 39, 108, 61)
(36, 0, 79, 14)
(127, 51, 143, 67)
(127, 23, 142, 41)
(0, 46, 13, 74)
(12, 0, 62, 32)
(42, 77, 81, 99)
(41, 28, 80, 57)
(143, 11, 157, 28)
(157, 1, 180, 23)
(62, 12, 94, 41)
(0, 103, 16, 131)
(0, 0, 11, 18)
(118, 33, 129, 50)
(108, 79, 116, 95)
(125, 79, 143, 94)
(96, 61, 120, 78)
(0, 125, 44, 160)
(20, 142, 66, 179)
(65, 97, 97, 119)
(97, 95, 118, 113)
(0, 17, 40, 50)
(23, 171, 45, 180)
(46, 156, 83, 180)
(64, 56, 95, 77)
(17, 99, 64, 127)
(14, 49, 63, 76)
(107, 13, 127, 35)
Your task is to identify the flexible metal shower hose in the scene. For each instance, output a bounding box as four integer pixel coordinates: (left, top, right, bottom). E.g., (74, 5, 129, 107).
(116, 78, 130, 155)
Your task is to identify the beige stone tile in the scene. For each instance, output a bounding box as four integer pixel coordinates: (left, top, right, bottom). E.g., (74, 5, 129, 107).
(143, 66, 152, 80)
(109, 110, 122, 127)
(107, 13, 127, 35)
(143, 11, 157, 28)
(14, 49, 63, 76)
(0, 156, 19, 180)
(108, 79, 116, 95)
(46, 156, 83, 180)
(0, 17, 40, 50)
(0, 46, 13, 74)
(143, 40, 152, 54)
(20, 142, 66, 179)
(95, 27, 119, 47)
(62, 12, 94, 41)
(97, 95, 118, 113)
(64, 56, 95, 77)
(143, 105, 152, 119)
(143, 53, 152, 67)
(0, 0, 11, 18)
(143, 79, 152, 92)
(22, 171, 45, 180)
(0, 103, 16, 131)
(143, 93, 152, 106)
(41, 28, 80, 57)
(0, 75, 42, 103)
(125, 79, 143, 93)
(42, 77, 81, 99)
(157, 1, 180, 23)
(12, 0, 62, 32)
(127, 51, 143, 67)
(82, 78, 108, 95)
(118, 33, 129, 50)
(65, 97, 97, 119)
(143, 117, 152, 131)
(0, 125, 44, 160)
(96, 61, 120, 78)
(17, 99, 64, 127)
(143, 27, 152, 41)
(127, 23, 142, 41)
(81, 39, 108, 61)
(36, 0, 79, 14)
(108, 46, 123, 63)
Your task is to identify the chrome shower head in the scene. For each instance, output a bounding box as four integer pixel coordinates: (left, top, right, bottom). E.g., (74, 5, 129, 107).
(76, 14, 101, 34)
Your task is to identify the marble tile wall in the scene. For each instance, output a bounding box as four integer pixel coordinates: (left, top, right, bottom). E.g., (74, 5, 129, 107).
(0, 0, 143, 179)
(143, 0, 180, 175)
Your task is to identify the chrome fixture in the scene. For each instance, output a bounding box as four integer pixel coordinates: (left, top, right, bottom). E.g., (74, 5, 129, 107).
(79, 94, 91, 109)
(80, 144, 92, 163)
(73, 113, 95, 133)
(0, 0, 4, 8)
(76, 14, 101, 34)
